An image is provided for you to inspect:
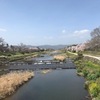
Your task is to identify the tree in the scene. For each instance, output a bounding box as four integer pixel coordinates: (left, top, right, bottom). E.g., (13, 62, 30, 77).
(91, 27, 100, 38)
(88, 27, 100, 51)
(0, 37, 10, 52)
(0, 37, 4, 44)
(0, 37, 4, 52)
(10, 45, 15, 52)
(19, 43, 26, 51)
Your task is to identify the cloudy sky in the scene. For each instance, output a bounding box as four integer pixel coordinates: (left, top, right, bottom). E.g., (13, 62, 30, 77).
(0, 0, 100, 45)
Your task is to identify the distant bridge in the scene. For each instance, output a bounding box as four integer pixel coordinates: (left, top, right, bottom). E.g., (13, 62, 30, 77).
(9, 59, 76, 70)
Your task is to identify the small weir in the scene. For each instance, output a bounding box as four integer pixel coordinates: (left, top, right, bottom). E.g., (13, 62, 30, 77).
(9, 59, 76, 70)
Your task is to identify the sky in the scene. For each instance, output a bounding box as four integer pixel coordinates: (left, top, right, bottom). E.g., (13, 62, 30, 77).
(0, 0, 100, 45)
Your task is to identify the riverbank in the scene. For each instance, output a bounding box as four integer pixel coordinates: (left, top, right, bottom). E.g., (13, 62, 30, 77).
(74, 58, 100, 100)
(0, 51, 48, 69)
(0, 71, 34, 100)
(0, 52, 39, 62)
(64, 51, 100, 99)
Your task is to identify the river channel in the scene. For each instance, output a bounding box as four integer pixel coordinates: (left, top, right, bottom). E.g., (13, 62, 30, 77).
(3, 54, 89, 100)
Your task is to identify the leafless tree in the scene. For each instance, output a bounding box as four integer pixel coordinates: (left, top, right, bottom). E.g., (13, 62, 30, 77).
(87, 27, 100, 51)
(91, 27, 100, 38)
(0, 37, 5, 52)
(0, 37, 4, 44)
(0, 37, 10, 52)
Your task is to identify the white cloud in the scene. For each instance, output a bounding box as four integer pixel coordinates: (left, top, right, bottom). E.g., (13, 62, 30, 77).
(72, 29, 90, 39)
(72, 29, 90, 37)
(74, 29, 90, 34)
(60, 29, 90, 39)
(58, 29, 91, 44)
(0, 28, 7, 32)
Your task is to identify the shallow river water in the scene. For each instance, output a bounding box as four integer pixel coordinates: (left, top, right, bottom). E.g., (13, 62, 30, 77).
(4, 69, 89, 100)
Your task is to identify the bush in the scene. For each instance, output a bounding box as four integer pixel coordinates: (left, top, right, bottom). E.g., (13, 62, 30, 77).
(77, 51, 83, 58)
(89, 82, 100, 97)
(87, 74, 97, 80)
(83, 69, 89, 77)
(95, 71, 100, 78)
(77, 68, 82, 73)
(85, 70, 100, 80)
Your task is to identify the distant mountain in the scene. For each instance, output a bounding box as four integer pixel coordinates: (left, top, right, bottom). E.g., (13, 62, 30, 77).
(38, 45, 67, 50)
(26, 45, 67, 50)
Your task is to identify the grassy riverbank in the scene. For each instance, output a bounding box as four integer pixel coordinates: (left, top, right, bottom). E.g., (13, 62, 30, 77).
(1, 52, 39, 62)
(0, 71, 34, 99)
(0, 51, 46, 67)
(75, 59, 100, 100)
(64, 51, 100, 99)
(74, 58, 100, 100)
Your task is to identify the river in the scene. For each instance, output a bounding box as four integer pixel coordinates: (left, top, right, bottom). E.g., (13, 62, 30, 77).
(3, 54, 89, 100)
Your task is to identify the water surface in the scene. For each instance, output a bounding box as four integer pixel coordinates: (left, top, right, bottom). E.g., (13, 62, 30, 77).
(4, 69, 89, 100)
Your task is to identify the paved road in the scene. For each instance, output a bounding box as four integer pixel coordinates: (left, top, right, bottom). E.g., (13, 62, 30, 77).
(84, 54, 100, 60)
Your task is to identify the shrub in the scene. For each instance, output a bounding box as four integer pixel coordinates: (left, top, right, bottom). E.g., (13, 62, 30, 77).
(89, 82, 100, 97)
(82, 69, 89, 77)
(77, 51, 83, 59)
(95, 71, 100, 78)
(77, 68, 82, 73)
(85, 69, 100, 80)
(87, 74, 97, 80)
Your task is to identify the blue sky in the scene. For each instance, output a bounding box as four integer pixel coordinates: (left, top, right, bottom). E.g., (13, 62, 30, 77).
(0, 0, 100, 45)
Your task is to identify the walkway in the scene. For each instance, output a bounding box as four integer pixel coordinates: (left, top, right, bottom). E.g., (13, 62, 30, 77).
(68, 51, 100, 61)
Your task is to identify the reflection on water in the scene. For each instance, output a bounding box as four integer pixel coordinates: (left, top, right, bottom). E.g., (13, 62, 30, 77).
(4, 70, 89, 100)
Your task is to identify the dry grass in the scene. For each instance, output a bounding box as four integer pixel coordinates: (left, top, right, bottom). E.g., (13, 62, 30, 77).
(54, 55, 66, 61)
(0, 71, 34, 99)
(41, 70, 51, 74)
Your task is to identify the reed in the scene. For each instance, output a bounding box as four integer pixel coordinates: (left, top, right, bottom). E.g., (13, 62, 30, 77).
(0, 71, 34, 99)
(54, 55, 66, 61)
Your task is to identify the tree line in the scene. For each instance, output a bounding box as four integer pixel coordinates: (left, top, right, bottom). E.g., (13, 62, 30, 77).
(0, 38, 43, 56)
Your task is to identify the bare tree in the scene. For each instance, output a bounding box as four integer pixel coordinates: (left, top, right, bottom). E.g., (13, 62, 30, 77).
(0, 37, 10, 53)
(0, 37, 5, 52)
(88, 27, 100, 51)
(91, 27, 100, 38)
(0, 37, 4, 44)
